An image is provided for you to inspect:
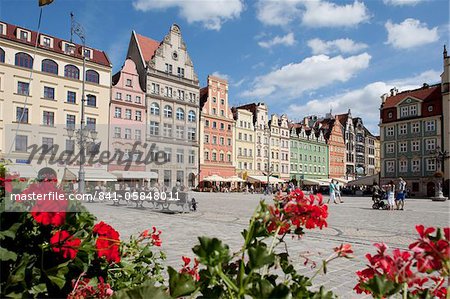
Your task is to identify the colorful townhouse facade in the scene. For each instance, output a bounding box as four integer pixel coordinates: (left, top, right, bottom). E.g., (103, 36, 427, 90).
(0, 21, 112, 180)
(126, 24, 200, 188)
(380, 84, 443, 197)
(233, 107, 255, 178)
(199, 75, 235, 181)
(108, 58, 146, 173)
(268, 114, 290, 181)
(321, 115, 346, 180)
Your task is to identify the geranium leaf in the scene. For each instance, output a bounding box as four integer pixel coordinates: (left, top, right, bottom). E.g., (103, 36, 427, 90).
(112, 284, 170, 299)
(268, 284, 292, 299)
(168, 266, 196, 298)
(0, 247, 17, 261)
(193, 237, 230, 267)
(248, 243, 274, 269)
(48, 275, 65, 289)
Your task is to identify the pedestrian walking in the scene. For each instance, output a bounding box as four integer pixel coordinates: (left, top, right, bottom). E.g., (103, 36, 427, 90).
(191, 197, 197, 211)
(396, 177, 407, 210)
(335, 181, 343, 203)
(385, 180, 396, 210)
(327, 180, 338, 204)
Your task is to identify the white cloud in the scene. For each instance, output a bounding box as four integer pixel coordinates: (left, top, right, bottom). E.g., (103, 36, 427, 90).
(133, 0, 243, 30)
(385, 18, 439, 49)
(258, 33, 296, 48)
(256, 0, 303, 26)
(383, 0, 423, 6)
(302, 1, 370, 27)
(307, 38, 368, 55)
(211, 71, 230, 81)
(285, 70, 441, 134)
(242, 53, 371, 99)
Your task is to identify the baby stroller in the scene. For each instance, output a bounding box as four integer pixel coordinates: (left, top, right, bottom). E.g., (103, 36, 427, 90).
(372, 190, 388, 210)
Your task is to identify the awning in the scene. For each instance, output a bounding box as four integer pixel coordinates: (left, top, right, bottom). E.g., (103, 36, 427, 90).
(224, 175, 246, 183)
(111, 171, 158, 180)
(64, 168, 117, 182)
(247, 175, 285, 184)
(301, 178, 328, 186)
(6, 164, 37, 178)
(347, 174, 379, 186)
(203, 174, 225, 182)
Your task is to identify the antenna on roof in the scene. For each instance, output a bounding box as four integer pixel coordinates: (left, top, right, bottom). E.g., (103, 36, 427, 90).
(70, 12, 74, 43)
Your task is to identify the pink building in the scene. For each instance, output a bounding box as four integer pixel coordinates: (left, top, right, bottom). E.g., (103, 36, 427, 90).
(109, 58, 146, 172)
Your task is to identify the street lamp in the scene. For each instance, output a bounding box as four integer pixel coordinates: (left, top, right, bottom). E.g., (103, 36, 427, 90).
(431, 147, 449, 200)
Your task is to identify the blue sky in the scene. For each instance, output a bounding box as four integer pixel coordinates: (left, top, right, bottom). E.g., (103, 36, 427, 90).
(1, 0, 449, 134)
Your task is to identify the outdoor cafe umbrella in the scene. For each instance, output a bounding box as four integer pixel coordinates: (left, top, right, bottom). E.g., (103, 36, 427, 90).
(225, 175, 246, 183)
(203, 174, 225, 182)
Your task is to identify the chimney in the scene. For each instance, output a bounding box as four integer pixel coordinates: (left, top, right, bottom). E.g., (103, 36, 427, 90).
(390, 87, 398, 96)
(423, 83, 429, 89)
(444, 44, 448, 59)
(381, 93, 388, 103)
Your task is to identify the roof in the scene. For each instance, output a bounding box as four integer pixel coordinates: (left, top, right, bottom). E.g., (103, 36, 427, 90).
(335, 113, 348, 127)
(134, 33, 160, 62)
(382, 84, 441, 109)
(200, 87, 208, 108)
(0, 21, 111, 67)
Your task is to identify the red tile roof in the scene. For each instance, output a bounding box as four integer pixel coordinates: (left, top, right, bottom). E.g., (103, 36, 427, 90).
(335, 113, 348, 127)
(382, 84, 441, 108)
(135, 33, 160, 62)
(1, 22, 111, 67)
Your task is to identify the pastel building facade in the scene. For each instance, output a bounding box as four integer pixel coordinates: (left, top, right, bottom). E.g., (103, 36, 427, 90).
(199, 75, 235, 180)
(127, 24, 200, 188)
(0, 21, 112, 178)
(321, 115, 346, 180)
(268, 114, 290, 181)
(109, 58, 146, 172)
(380, 84, 442, 196)
(233, 108, 255, 177)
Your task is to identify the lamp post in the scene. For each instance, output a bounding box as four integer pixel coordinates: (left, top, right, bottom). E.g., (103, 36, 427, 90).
(431, 147, 449, 201)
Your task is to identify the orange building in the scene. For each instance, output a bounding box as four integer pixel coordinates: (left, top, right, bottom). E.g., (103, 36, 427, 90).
(199, 75, 236, 181)
(322, 115, 346, 180)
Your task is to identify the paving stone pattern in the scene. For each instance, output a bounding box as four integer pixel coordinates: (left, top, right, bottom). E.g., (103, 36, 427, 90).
(85, 193, 450, 298)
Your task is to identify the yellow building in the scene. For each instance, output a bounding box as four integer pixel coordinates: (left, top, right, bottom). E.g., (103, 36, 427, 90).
(233, 108, 255, 177)
(0, 21, 112, 180)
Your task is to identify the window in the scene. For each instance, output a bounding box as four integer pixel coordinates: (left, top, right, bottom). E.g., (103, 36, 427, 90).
(212, 136, 217, 144)
(426, 120, 435, 132)
(426, 139, 436, 151)
(135, 129, 141, 141)
(165, 63, 173, 74)
(212, 152, 217, 161)
(43, 86, 54, 99)
(205, 135, 209, 143)
(17, 81, 29, 95)
(43, 111, 54, 126)
(412, 159, 420, 172)
(151, 83, 160, 94)
(135, 111, 142, 121)
(178, 90, 185, 100)
(150, 103, 160, 115)
(228, 124, 231, 131)
(176, 126, 184, 139)
(67, 91, 76, 104)
(386, 143, 395, 154)
(412, 122, 420, 133)
(15, 135, 28, 152)
(386, 161, 395, 173)
(86, 70, 99, 83)
(399, 160, 407, 172)
(220, 137, 224, 145)
(177, 149, 184, 163)
(399, 142, 407, 153)
(149, 121, 159, 135)
(386, 126, 394, 136)
(15, 52, 33, 69)
(412, 140, 420, 152)
(0, 48, 4, 63)
(227, 153, 231, 162)
(220, 153, 224, 161)
(86, 95, 96, 107)
(213, 97, 217, 103)
(66, 139, 75, 153)
(399, 124, 407, 135)
(212, 108, 216, 115)
(163, 124, 172, 137)
(125, 109, 132, 120)
(205, 120, 209, 127)
(124, 128, 131, 139)
(83, 48, 91, 58)
(114, 107, 122, 118)
(189, 150, 195, 164)
(204, 151, 209, 160)
(220, 123, 225, 130)
(41, 59, 58, 74)
(428, 105, 433, 112)
(135, 96, 141, 104)
(64, 65, 79, 79)
(16, 107, 28, 123)
(116, 92, 122, 100)
(400, 106, 408, 117)
(426, 158, 436, 172)
(66, 114, 76, 129)
(227, 138, 231, 146)
(40, 137, 53, 153)
(114, 127, 121, 138)
(187, 128, 196, 141)
(212, 122, 217, 129)
(177, 67, 184, 77)
(86, 117, 96, 131)
(188, 110, 196, 122)
(176, 108, 184, 120)
(64, 43, 75, 54)
(126, 94, 132, 102)
(164, 105, 172, 118)
(126, 79, 132, 87)
(409, 105, 417, 116)
(220, 110, 224, 116)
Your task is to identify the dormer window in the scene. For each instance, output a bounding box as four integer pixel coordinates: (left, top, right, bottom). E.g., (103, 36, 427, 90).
(18, 29, 30, 42)
(0, 23, 6, 35)
(64, 42, 76, 55)
(83, 48, 92, 59)
(41, 35, 52, 48)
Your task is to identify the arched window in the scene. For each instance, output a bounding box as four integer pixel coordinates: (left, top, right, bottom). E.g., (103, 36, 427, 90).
(164, 105, 172, 118)
(150, 103, 160, 115)
(64, 65, 79, 79)
(0, 48, 4, 63)
(188, 110, 196, 122)
(15, 52, 33, 69)
(86, 70, 99, 83)
(176, 108, 184, 120)
(41, 59, 58, 75)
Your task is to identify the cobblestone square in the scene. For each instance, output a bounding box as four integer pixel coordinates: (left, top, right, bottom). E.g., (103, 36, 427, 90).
(86, 193, 449, 298)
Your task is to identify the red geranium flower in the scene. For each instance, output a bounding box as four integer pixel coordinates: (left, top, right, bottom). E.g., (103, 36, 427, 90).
(50, 230, 81, 259)
(180, 256, 200, 281)
(93, 221, 121, 263)
(334, 243, 353, 258)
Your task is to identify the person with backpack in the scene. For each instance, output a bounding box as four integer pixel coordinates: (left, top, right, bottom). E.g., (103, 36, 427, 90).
(396, 177, 407, 210)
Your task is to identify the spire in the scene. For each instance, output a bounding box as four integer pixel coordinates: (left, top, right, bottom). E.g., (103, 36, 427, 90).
(444, 44, 448, 58)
